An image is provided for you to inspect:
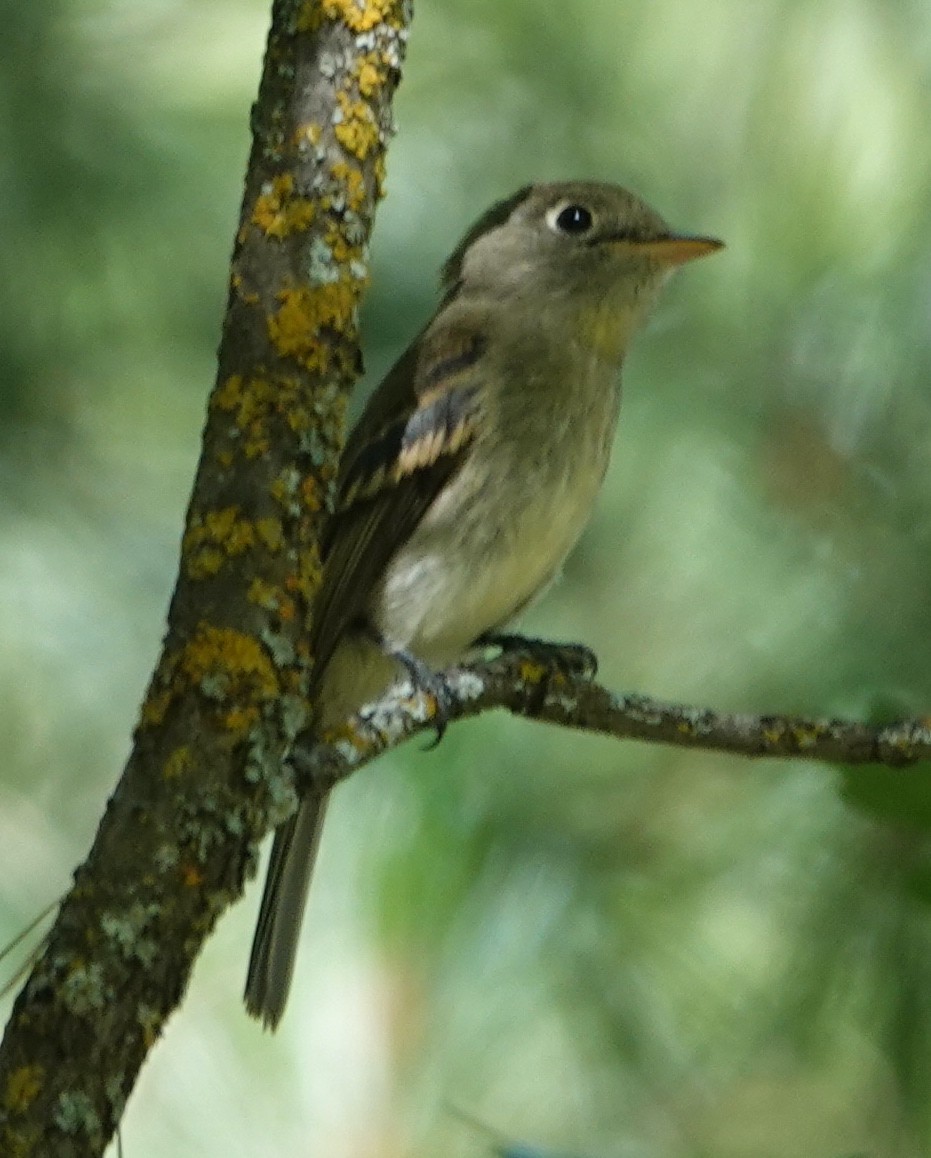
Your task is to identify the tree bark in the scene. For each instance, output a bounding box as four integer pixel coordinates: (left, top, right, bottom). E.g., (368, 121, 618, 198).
(0, 1, 411, 1153)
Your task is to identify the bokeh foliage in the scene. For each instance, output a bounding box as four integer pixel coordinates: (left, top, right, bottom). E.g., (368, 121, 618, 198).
(3, 0, 931, 1154)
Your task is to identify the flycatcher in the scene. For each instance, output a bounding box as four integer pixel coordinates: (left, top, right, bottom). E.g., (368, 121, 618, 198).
(245, 180, 723, 1028)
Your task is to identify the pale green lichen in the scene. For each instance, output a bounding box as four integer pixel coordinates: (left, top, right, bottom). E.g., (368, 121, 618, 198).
(100, 904, 160, 967)
(261, 627, 297, 667)
(53, 1091, 102, 1140)
(154, 844, 180, 873)
(280, 693, 311, 738)
(244, 727, 300, 826)
(60, 962, 109, 1016)
(104, 1074, 127, 1119)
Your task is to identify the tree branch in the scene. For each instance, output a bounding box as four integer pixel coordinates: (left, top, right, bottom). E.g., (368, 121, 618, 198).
(0, 2, 411, 1153)
(298, 648, 931, 791)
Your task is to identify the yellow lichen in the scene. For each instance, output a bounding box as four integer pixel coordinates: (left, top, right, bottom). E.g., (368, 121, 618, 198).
(248, 577, 280, 609)
(164, 747, 193, 780)
(212, 372, 328, 458)
(296, 3, 324, 32)
(208, 508, 256, 553)
(214, 374, 245, 412)
(354, 55, 386, 98)
(269, 476, 289, 505)
(301, 476, 323, 512)
(325, 219, 366, 266)
(267, 287, 319, 362)
(285, 407, 312, 435)
(141, 688, 173, 728)
(286, 545, 325, 603)
(299, 0, 403, 35)
(256, 517, 285, 552)
(267, 282, 358, 370)
(224, 704, 261, 733)
(792, 724, 823, 749)
(4, 1065, 44, 1113)
(183, 507, 264, 579)
(248, 576, 297, 622)
(334, 91, 379, 160)
(251, 173, 316, 239)
(330, 160, 367, 212)
(185, 548, 225, 580)
(180, 624, 281, 701)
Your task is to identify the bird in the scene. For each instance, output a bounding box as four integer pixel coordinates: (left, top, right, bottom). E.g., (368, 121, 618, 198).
(244, 180, 723, 1028)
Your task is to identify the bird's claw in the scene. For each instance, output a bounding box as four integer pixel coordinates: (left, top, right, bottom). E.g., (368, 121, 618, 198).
(391, 647, 454, 748)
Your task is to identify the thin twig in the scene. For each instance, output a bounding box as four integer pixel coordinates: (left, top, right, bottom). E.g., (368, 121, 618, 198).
(297, 649, 931, 791)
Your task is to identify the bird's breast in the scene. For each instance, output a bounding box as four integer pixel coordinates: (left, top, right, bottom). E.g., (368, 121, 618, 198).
(372, 359, 621, 662)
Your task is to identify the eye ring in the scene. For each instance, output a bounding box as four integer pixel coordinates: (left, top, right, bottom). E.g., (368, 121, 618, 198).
(547, 203, 595, 236)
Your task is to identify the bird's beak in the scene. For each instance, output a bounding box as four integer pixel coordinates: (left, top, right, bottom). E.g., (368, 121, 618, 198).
(625, 233, 725, 266)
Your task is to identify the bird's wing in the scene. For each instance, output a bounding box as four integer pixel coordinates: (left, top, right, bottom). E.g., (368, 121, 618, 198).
(309, 322, 486, 676)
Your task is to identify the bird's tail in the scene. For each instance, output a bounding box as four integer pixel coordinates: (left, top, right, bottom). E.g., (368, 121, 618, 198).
(244, 790, 330, 1029)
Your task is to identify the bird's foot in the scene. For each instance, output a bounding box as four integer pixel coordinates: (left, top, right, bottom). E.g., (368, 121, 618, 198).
(389, 646, 454, 749)
(478, 632, 598, 679)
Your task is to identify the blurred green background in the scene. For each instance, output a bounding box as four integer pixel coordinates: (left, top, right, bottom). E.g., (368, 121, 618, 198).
(3, 0, 931, 1154)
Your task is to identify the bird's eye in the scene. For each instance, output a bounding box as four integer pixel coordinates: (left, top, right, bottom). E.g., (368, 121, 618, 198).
(549, 204, 594, 235)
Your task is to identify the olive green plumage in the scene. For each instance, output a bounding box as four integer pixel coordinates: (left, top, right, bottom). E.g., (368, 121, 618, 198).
(245, 180, 722, 1028)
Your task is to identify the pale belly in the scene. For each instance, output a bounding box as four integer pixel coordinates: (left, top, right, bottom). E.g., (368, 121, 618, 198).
(371, 452, 605, 665)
